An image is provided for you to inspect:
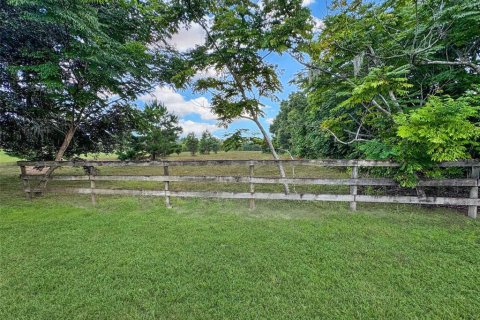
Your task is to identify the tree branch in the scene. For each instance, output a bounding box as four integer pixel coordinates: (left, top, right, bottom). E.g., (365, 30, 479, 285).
(422, 59, 480, 74)
(388, 90, 402, 112)
(371, 99, 392, 116)
(324, 124, 370, 145)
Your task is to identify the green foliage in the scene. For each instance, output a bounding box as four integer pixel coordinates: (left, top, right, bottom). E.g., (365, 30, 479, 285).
(356, 139, 397, 160)
(0, 0, 181, 160)
(339, 66, 412, 111)
(282, 0, 480, 184)
(211, 137, 221, 154)
(396, 95, 480, 162)
(198, 131, 221, 155)
(117, 101, 182, 160)
(222, 130, 247, 152)
(222, 129, 264, 152)
(354, 93, 480, 187)
(183, 133, 199, 156)
(0, 102, 140, 160)
(172, 0, 312, 159)
(270, 92, 353, 159)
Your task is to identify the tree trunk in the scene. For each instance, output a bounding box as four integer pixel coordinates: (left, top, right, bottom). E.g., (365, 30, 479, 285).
(37, 124, 77, 193)
(253, 117, 290, 194)
(55, 124, 77, 161)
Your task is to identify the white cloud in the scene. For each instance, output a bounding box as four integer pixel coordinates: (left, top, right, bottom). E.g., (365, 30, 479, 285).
(302, 0, 315, 6)
(167, 22, 206, 52)
(192, 66, 224, 81)
(139, 86, 217, 121)
(180, 120, 220, 136)
(139, 86, 221, 137)
(259, 0, 316, 10)
(312, 16, 325, 32)
(265, 117, 275, 125)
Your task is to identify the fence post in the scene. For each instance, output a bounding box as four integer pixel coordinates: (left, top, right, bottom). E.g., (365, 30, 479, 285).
(249, 162, 255, 210)
(88, 166, 96, 206)
(164, 163, 172, 208)
(20, 165, 32, 200)
(350, 165, 358, 211)
(468, 166, 479, 219)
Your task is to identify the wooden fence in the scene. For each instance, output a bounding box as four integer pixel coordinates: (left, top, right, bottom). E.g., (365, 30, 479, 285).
(17, 159, 480, 218)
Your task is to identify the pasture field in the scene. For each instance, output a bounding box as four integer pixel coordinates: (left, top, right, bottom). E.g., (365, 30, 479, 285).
(1, 150, 479, 319)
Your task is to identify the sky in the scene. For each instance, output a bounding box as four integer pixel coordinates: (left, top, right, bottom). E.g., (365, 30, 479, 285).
(137, 1, 329, 138)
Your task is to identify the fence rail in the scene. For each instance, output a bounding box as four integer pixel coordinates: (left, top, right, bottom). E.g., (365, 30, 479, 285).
(17, 159, 480, 167)
(17, 159, 480, 218)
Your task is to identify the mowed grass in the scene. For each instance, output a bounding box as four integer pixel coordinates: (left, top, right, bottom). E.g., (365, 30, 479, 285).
(0, 150, 22, 165)
(1, 150, 480, 319)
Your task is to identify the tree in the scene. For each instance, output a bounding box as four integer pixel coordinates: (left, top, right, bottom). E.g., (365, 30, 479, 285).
(301, 0, 479, 142)
(270, 92, 347, 159)
(184, 133, 199, 155)
(0, 100, 141, 160)
(199, 130, 214, 155)
(172, 0, 314, 193)
(0, 0, 181, 161)
(118, 101, 182, 160)
(211, 137, 221, 154)
(295, 0, 480, 184)
(198, 131, 222, 154)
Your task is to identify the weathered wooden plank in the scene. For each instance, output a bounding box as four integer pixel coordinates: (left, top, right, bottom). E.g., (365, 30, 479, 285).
(22, 175, 479, 187)
(25, 166, 50, 175)
(418, 179, 478, 187)
(249, 163, 255, 210)
(52, 188, 165, 196)
(468, 167, 479, 218)
(170, 192, 354, 202)
(23, 188, 47, 193)
(163, 164, 171, 208)
(350, 166, 358, 211)
(249, 177, 395, 186)
(24, 175, 365, 184)
(51, 188, 354, 201)
(438, 160, 480, 167)
(20, 166, 31, 200)
(25, 175, 377, 184)
(26, 174, 366, 185)
(356, 195, 480, 206)
(17, 159, 400, 167)
(21, 175, 89, 181)
(47, 188, 480, 206)
(18, 159, 480, 168)
(88, 166, 96, 206)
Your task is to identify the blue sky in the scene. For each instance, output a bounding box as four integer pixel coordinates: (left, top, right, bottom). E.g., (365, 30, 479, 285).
(138, 1, 328, 138)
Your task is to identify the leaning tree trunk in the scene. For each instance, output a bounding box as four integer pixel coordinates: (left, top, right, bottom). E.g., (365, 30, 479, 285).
(54, 124, 77, 161)
(37, 124, 77, 193)
(253, 117, 290, 194)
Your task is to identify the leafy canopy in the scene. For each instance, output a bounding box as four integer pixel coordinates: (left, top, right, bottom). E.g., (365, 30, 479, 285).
(396, 94, 480, 162)
(273, 0, 480, 184)
(0, 0, 181, 160)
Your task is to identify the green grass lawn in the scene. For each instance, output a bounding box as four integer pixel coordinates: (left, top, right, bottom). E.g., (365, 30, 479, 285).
(0, 150, 22, 165)
(1, 151, 479, 319)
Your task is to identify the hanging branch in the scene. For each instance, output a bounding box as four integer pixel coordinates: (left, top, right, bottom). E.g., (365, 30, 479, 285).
(324, 122, 370, 145)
